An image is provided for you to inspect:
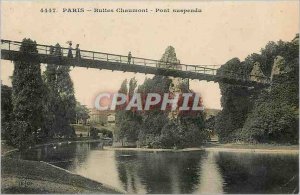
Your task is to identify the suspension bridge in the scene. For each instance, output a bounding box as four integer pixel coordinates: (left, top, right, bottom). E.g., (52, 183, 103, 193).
(1, 39, 270, 87)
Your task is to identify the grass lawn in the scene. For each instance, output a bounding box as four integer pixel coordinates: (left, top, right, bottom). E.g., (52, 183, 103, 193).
(1, 140, 123, 193)
(1, 157, 124, 193)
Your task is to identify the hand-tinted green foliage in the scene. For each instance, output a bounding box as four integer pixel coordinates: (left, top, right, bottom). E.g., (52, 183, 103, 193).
(115, 79, 128, 122)
(118, 114, 141, 142)
(128, 77, 137, 99)
(56, 63, 77, 137)
(159, 46, 180, 68)
(216, 58, 255, 142)
(137, 76, 172, 140)
(242, 102, 298, 144)
(10, 38, 44, 148)
(242, 41, 299, 144)
(216, 35, 299, 144)
(116, 78, 142, 142)
(42, 45, 60, 138)
(75, 102, 90, 125)
(5, 40, 78, 148)
(5, 121, 35, 149)
(43, 43, 77, 138)
(115, 79, 127, 140)
(1, 85, 13, 139)
(90, 127, 113, 139)
(116, 46, 208, 148)
(160, 113, 208, 149)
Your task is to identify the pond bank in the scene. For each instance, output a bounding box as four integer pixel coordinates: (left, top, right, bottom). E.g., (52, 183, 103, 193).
(107, 143, 299, 154)
(1, 142, 125, 194)
(106, 147, 203, 152)
(205, 143, 299, 153)
(34, 138, 104, 148)
(1, 158, 125, 194)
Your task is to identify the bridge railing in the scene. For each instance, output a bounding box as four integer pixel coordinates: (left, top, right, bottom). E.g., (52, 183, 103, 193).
(1, 39, 270, 84)
(1, 39, 220, 74)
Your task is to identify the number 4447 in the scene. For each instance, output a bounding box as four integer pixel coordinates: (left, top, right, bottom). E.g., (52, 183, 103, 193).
(40, 8, 57, 13)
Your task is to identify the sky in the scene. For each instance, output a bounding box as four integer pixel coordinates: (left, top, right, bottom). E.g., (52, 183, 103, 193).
(1, 1, 299, 109)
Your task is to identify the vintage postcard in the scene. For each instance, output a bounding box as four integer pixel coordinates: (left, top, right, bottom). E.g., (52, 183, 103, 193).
(1, 0, 299, 194)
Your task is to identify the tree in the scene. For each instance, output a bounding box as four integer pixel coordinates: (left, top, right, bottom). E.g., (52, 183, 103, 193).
(128, 77, 137, 100)
(242, 38, 299, 144)
(215, 58, 257, 142)
(215, 35, 299, 144)
(115, 46, 208, 148)
(10, 38, 44, 148)
(42, 43, 77, 138)
(136, 75, 171, 146)
(116, 78, 142, 143)
(55, 62, 77, 137)
(1, 85, 13, 139)
(115, 79, 128, 124)
(115, 79, 128, 142)
(75, 102, 90, 124)
(138, 46, 208, 148)
(243, 101, 298, 143)
(160, 46, 179, 67)
(42, 44, 60, 138)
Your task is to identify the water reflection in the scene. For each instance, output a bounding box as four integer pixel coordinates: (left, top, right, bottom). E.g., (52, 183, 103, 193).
(114, 151, 204, 193)
(75, 150, 123, 190)
(215, 152, 299, 194)
(11, 143, 299, 194)
(195, 151, 224, 193)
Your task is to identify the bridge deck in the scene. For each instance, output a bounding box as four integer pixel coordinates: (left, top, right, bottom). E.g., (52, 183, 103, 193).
(0, 39, 269, 87)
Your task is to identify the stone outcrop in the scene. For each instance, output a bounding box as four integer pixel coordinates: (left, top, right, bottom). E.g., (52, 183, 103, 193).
(271, 55, 285, 81)
(250, 62, 266, 82)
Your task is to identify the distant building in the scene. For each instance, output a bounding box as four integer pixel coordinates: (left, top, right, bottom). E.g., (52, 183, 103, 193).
(87, 108, 115, 125)
(107, 113, 115, 125)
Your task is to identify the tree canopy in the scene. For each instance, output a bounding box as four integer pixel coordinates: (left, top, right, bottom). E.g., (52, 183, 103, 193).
(215, 35, 299, 144)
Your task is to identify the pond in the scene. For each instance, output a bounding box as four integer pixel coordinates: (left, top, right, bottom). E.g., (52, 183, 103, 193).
(10, 142, 299, 194)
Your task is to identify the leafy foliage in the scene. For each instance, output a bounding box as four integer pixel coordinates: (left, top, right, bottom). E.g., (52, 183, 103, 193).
(4, 40, 78, 148)
(116, 78, 142, 142)
(1, 85, 13, 139)
(9, 39, 45, 148)
(75, 102, 90, 124)
(43, 43, 77, 138)
(116, 46, 208, 148)
(216, 58, 255, 142)
(55, 61, 77, 137)
(216, 35, 299, 144)
(90, 127, 113, 139)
